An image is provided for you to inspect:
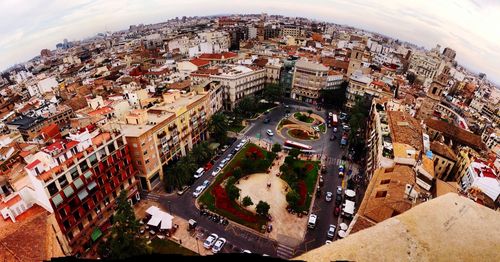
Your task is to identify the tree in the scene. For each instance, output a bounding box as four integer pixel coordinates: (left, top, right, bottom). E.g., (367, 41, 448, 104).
(226, 184, 240, 201)
(272, 143, 282, 153)
(286, 190, 300, 209)
(107, 191, 150, 259)
(242, 196, 253, 207)
(262, 83, 282, 103)
(209, 113, 229, 144)
(288, 148, 301, 159)
(406, 72, 416, 85)
(319, 80, 348, 109)
(235, 96, 257, 117)
(232, 167, 243, 179)
(256, 201, 270, 216)
(190, 141, 214, 166)
(307, 109, 313, 116)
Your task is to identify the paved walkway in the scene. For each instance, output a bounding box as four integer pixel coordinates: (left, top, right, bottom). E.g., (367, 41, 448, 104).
(235, 149, 308, 244)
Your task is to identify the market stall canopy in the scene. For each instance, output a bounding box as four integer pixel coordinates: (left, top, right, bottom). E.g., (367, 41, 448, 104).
(146, 206, 160, 215)
(345, 189, 356, 198)
(338, 230, 347, 238)
(339, 223, 348, 231)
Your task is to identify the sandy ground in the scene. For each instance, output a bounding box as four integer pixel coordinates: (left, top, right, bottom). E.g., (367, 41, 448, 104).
(236, 151, 308, 243)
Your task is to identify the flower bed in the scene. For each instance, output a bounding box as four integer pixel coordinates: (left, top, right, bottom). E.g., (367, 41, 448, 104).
(280, 159, 319, 212)
(288, 128, 316, 140)
(198, 143, 276, 231)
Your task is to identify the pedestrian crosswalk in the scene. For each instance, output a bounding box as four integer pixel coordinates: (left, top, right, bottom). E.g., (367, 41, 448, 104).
(276, 244, 295, 259)
(142, 192, 162, 201)
(323, 157, 343, 166)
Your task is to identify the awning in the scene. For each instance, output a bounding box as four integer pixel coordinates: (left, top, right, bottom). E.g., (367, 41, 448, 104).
(146, 206, 160, 216)
(147, 216, 162, 227)
(91, 228, 103, 242)
(345, 189, 356, 198)
(160, 216, 173, 230)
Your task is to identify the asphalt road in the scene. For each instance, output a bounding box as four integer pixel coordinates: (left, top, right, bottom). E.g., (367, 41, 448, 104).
(144, 100, 365, 258)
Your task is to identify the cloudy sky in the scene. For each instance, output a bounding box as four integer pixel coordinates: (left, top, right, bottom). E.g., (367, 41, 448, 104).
(1, 0, 499, 83)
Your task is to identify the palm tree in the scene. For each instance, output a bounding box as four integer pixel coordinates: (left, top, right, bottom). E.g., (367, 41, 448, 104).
(209, 113, 229, 144)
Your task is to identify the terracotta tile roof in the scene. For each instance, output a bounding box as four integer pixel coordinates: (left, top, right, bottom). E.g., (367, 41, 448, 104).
(321, 57, 349, 71)
(189, 58, 210, 67)
(253, 58, 268, 68)
(425, 118, 484, 151)
(88, 106, 114, 116)
(167, 80, 191, 91)
(199, 52, 237, 60)
(356, 165, 416, 228)
(0, 205, 64, 261)
(25, 159, 40, 170)
(0, 195, 22, 209)
(387, 111, 423, 151)
(430, 141, 457, 161)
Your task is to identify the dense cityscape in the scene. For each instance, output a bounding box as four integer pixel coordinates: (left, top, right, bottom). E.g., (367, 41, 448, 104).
(0, 12, 499, 261)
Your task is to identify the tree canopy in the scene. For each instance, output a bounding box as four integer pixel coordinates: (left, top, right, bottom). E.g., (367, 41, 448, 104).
(107, 191, 150, 259)
(256, 201, 270, 216)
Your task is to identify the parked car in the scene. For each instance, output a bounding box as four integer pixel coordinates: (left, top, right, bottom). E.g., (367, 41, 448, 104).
(202, 180, 210, 188)
(227, 153, 233, 159)
(176, 185, 190, 196)
(242, 250, 252, 254)
(212, 167, 222, 177)
(336, 186, 343, 195)
(335, 193, 343, 205)
(327, 224, 336, 239)
(334, 206, 341, 216)
(203, 233, 218, 249)
(194, 167, 205, 179)
(192, 185, 206, 198)
(212, 237, 226, 253)
(241, 139, 248, 144)
(325, 240, 332, 245)
(218, 159, 228, 168)
(333, 127, 338, 133)
(308, 214, 318, 229)
(330, 135, 336, 141)
(342, 124, 350, 131)
(325, 192, 333, 202)
(266, 129, 274, 136)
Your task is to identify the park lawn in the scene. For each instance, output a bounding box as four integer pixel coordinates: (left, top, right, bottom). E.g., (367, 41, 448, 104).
(318, 123, 326, 133)
(198, 143, 275, 231)
(294, 112, 314, 123)
(151, 238, 199, 256)
(281, 159, 320, 212)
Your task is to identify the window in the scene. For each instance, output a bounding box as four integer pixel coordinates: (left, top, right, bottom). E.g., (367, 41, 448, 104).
(63, 220, 71, 230)
(84, 170, 92, 179)
(376, 191, 387, 198)
(58, 175, 68, 188)
(79, 161, 89, 172)
(74, 211, 81, 220)
(63, 186, 75, 197)
(59, 208, 67, 217)
(108, 143, 115, 153)
(380, 179, 391, 185)
(88, 153, 97, 166)
(74, 178, 84, 189)
(87, 181, 97, 191)
(77, 223, 83, 231)
(47, 182, 59, 196)
(77, 189, 89, 201)
(52, 194, 63, 207)
(69, 167, 79, 180)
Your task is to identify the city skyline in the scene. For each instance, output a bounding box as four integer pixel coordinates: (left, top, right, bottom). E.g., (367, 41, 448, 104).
(0, 0, 499, 84)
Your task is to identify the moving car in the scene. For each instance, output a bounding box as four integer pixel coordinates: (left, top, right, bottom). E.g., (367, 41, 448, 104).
(212, 237, 226, 253)
(330, 135, 336, 141)
(203, 233, 218, 249)
(308, 214, 318, 229)
(327, 224, 336, 239)
(325, 191, 333, 202)
(176, 185, 190, 196)
(194, 167, 205, 179)
(266, 129, 274, 136)
(192, 185, 206, 198)
(263, 118, 270, 124)
(333, 127, 338, 133)
(212, 167, 222, 177)
(242, 250, 252, 254)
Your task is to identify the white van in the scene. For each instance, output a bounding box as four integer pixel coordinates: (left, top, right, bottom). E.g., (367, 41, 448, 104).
(308, 214, 317, 229)
(194, 167, 205, 179)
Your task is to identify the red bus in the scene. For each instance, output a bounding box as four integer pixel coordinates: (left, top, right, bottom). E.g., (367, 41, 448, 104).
(284, 140, 313, 150)
(331, 114, 338, 126)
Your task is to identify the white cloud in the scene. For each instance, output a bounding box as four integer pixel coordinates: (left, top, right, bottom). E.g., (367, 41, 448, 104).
(0, 0, 498, 83)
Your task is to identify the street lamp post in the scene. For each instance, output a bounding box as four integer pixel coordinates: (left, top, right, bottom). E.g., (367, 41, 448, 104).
(168, 201, 172, 214)
(195, 236, 200, 254)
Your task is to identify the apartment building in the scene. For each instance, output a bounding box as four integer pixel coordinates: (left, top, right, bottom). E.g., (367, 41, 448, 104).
(346, 70, 371, 108)
(430, 141, 457, 181)
(7, 105, 75, 140)
(207, 65, 266, 110)
(408, 52, 441, 83)
(114, 85, 222, 191)
(366, 101, 423, 180)
(22, 126, 139, 255)
(291, 60, 329, 104)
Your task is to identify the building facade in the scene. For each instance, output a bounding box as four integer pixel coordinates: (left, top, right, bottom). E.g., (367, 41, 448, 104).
(291, 60, 329, 104)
